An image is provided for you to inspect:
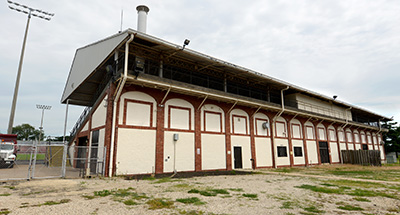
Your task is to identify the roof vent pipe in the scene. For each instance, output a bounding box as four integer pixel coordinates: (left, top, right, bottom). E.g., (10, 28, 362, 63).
(136, 5, 149, 33)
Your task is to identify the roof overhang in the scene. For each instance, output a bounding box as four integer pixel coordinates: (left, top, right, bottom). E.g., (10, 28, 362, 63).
(61, 29, 391, 121)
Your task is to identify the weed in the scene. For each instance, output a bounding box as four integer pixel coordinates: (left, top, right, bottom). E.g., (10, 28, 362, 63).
(349, 189, 398, 199)
(176, 197, 205, 205)
(3, 186, 15, 190)
(82, 195, 96, 200)
(123, 199, 138, 206)
(142, 176, 157, 181)
(209, 189, 229, 195)
(242, 193, 258, 199)
(0, 209, 11, 215)
(146, 198, 174, 210)
(353, 197, 370, 202)
(280, 201, 294, 209)
(0, 193, 10, 197)
(45, 199, 70, 205)
(296, 184, 345, 194)
(229, 188, 244, 192)
(302, 205, 324, 214)
(337, 204, 363, 211)
(178, 209, 205, 215)
(94, 190, 113, 197)
(188, 188, 229, 197)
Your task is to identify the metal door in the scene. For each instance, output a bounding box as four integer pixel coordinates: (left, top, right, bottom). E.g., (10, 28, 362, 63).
(234, 146, 243, 169)
(319, 142, 330, 163)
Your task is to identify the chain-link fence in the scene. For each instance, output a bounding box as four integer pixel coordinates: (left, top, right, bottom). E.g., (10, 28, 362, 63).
(0, 141, 106, 181)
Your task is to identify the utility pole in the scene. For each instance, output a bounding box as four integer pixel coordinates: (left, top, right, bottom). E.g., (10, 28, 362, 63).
(6, 0, 54, 134)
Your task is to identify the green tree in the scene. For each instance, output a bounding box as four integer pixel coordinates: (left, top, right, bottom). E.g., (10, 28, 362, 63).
(12, 124, 42, 141)
(383, 122, 400, 156)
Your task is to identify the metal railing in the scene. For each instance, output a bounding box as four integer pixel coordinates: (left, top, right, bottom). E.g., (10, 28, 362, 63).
(69, 106, 92, 140)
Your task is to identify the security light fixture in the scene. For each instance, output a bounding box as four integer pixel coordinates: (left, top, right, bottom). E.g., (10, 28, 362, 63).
(182, 39, 190, 50)
(333, 95, 338, 100)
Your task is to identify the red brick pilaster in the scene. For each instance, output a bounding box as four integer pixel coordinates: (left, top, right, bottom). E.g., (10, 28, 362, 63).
(334, 125, 342, 163)
(225, 109, 232, 170)
(104, 82, 116, 177)
(194, 106, 202, 171)
(249, 111, 257, 169)
(155, 104, 165, 174)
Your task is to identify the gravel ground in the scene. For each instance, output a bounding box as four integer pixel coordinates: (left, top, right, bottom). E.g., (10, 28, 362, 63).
(0, 172, 399, 214)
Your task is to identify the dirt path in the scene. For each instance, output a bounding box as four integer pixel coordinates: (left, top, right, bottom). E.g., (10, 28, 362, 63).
(1, 172, 399, 214)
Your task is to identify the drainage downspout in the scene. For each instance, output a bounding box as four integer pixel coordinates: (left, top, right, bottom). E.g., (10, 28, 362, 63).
(272, 86, 289, 168)
(109, 34, 134, 177)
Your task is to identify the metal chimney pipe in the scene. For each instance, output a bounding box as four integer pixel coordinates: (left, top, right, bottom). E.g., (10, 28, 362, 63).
(136, 5, 149, 33)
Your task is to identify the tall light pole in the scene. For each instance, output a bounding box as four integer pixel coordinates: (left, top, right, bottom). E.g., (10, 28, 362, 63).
(36, 105, 52, 143)
(6, 0, 54, 134)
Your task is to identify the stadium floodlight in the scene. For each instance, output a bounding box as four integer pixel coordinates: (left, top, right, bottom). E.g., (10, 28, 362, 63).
(7, 1, 54, 134)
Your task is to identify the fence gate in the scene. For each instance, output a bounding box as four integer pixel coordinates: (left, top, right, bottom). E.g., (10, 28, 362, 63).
(0, 141, 106, 181)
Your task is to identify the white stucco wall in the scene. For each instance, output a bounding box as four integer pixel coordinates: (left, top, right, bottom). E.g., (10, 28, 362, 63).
(330, 142, 339, 163)
(292, 139, 305, 165)
(339, 143, 346, 151)
(231, 135, 252, 169)
(164, 131, 195, 172)
(275, 138, 290, 166)
(347, 144, 355, 150)
(255, 137, 272, 167)
(306, 140, 318, 164)
(116, 128, 156, 175)
(230, 109, 249, 135)
(91, 95, 107, 129)
(119, 91, 157, 127)
(201, 104, 225, 132)
(355, 144, 361, 150)
(164, 99, 194, 130)
(201, 134, 226, 170)
(81, 121, 89, 132)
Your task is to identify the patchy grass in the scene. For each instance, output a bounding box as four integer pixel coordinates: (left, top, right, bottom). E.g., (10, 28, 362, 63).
(42, 199, 71, 206)
(123, 199, 138, 206)
(176, 197, 206, 205)
(177, 209, 206, 215)
(352, 197, 371, 202)
(296, 184, 345, 194)
(82, 195, 96, 200)
(152, 177, 182, 184)
(0, 193, 11, 197)
(229, 188, 244, 192)
(94, 190, 113, 197)
(3, 186, 15, 190)
(242, 193, 258, 200)
(188, 188, 230, 197)
(0, 209, 11, 215)
(146, 198, 174, 210)
(337, 204, 364, 211)
(280, 201, 295, 209)
(302, 205, 324, 214)
(349, 188, 398, 199)
(273, 168, 303, 173)
(322, 179, 385, 189)
(297, 184, 399, 200)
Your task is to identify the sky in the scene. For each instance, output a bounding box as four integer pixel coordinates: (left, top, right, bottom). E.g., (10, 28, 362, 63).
(1, 0, 399, 137)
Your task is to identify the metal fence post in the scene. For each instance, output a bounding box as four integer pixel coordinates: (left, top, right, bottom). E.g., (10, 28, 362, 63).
(61, 143, 68, 178)
(31, 140, 38, 179)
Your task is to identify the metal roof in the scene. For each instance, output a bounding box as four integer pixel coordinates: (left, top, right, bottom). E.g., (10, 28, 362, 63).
(61, 29, 391, 121)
